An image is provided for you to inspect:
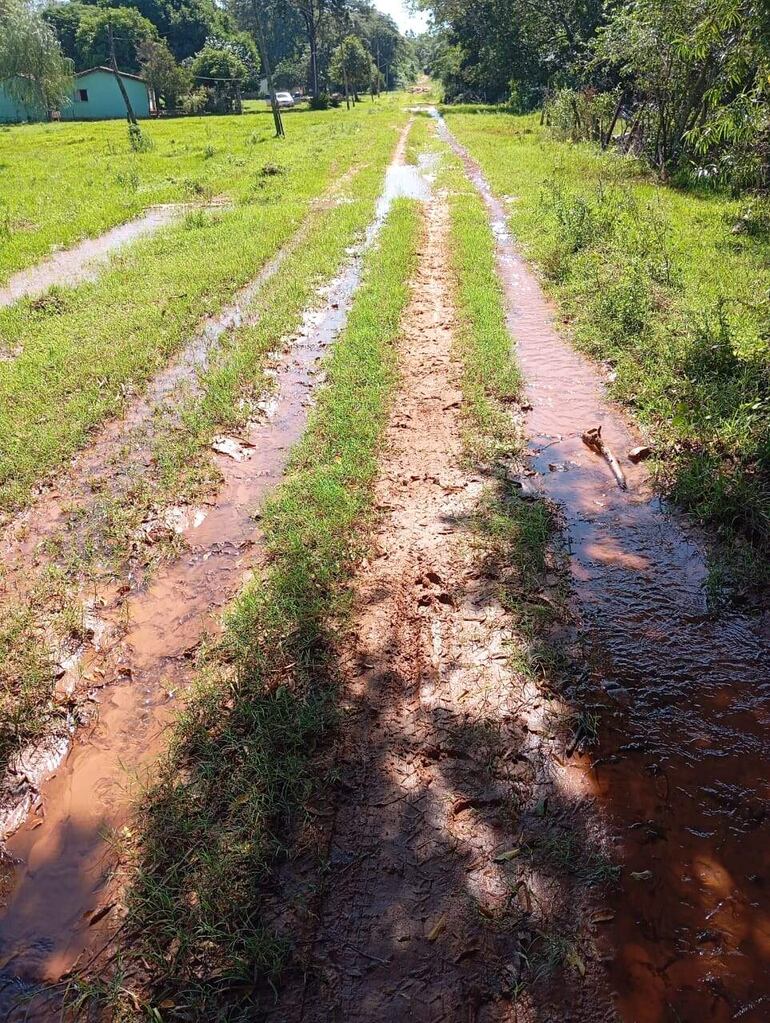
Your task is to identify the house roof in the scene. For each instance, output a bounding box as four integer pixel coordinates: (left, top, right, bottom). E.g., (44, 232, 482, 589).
(75, 67, 149, 84)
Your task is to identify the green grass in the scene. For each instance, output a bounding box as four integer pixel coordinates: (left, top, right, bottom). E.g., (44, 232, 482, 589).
(92, 199, 421, 1020)
(0, 114, 411, 790)
(442, 156, 522, 460)
(444, 111, 770, 575)
(0, 96, 407, 284)
(0, 102, 408, 512)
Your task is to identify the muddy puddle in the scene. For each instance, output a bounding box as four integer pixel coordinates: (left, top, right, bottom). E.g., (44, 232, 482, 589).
(0, 125, 424, 1020)
(435, 112, 770, 1021)
(0, 205, 224, 311)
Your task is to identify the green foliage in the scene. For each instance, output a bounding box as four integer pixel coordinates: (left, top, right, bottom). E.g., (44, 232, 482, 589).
(422, 0, 770, 189)
(419, 0, 605, 104)
(188, 44, 248, 112)
(74, 5, 159, 72)
(0, 0, 73, 110)
(137, 36, 192, 108)
(329, 33, 373, 97)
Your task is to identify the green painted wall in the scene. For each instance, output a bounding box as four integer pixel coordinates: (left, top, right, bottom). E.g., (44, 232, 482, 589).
(0, 83, 47, 124)
(0, 70, 153, 123)
(60, 70, 153, 121)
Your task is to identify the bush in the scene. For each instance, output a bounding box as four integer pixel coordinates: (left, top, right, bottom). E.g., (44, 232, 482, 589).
(309, 92, 330, 110)
(180, 87, 209, 115)
(547, 87, 620, 145)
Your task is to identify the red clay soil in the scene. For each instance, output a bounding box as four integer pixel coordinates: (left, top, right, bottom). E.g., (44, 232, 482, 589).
(269, 195, 616, 1022)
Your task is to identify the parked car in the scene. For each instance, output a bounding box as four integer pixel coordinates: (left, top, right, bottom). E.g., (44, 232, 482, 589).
(275, 92, 295, 108)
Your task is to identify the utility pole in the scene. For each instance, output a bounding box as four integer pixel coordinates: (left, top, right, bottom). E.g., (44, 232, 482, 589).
(252, 0, 285, 138)
(108, 22, 138, 125)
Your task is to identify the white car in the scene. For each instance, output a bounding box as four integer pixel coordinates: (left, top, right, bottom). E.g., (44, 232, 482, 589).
(275, 91, 295, 108)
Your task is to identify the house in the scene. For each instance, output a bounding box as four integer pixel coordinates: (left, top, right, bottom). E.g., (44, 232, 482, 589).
(0, 67, 155, 124)
(60, 68, 156, 121)
(0, 82, 47, 123)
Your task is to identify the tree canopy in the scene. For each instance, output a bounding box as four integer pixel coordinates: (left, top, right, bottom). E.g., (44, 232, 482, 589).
(0, 0, 74, 110)
(419, 0, 770, 188)
(330, 33, 373, 98)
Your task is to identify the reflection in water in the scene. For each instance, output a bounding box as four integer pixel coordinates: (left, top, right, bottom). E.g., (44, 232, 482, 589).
(0, 124, 428, 1020)
(434, 111, 770, 1022)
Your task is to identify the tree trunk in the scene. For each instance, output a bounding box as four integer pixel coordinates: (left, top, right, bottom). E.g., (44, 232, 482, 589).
(252, 1, 284, 138)
(602, 91, 625, 150)
(308, 17, 319, 97)
(108, 23, 137, 125)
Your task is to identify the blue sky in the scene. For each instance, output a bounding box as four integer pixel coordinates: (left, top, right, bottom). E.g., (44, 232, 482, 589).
(372, 0, 429, 34)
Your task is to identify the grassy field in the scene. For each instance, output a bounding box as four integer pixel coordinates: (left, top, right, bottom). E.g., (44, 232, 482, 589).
(444, 110, 770, 576)
(104, 199, 421, 1019)
(0, 100, 408, 512)
(0, 107, 410, 782)
(0, 98, 402, 284)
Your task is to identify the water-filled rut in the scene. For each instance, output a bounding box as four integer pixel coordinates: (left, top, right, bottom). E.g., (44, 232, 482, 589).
(436, 113, 770, 1021)
(0, 206, 206, 310)
(0, 122, 424, 1020)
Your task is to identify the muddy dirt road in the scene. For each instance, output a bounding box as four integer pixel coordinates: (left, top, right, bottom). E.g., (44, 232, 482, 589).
(435, 115, 770, 1022)
(267, 174, 614, 1023)
(0, 110, 768, 1022)
(0, 124, 422, 1020)
(266, 121, 770, 1022)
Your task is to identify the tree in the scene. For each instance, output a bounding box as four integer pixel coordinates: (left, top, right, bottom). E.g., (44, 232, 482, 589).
(189, 43, 248, 111)
(202, 33, 260, 89)
(287, 0, 348, 97)
(74, 0, 236, 62)
(330, 33, 372, 102)
(418, 0, 604, 104)
(74, 6, 159, 73)
(137, 36, 192, 108)
(591, 0, 770, 183)
(0, 0, 73, 112)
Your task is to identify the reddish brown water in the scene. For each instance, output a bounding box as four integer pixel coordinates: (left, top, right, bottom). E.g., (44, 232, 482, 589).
(436, 113, 770, 1022)
(0, 125, 423, 1019)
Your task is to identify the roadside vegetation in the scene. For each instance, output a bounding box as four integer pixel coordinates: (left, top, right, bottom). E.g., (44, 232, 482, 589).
(444, 111, 770, 577)
(97, 199, 420, 1019)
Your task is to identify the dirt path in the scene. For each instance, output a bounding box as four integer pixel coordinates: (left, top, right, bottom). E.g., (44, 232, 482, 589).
(434, 116, 770, 1021)
(267, 119, 770, 1023)
(270, 190, 613, 1022)
(0, 125, 420, 1019)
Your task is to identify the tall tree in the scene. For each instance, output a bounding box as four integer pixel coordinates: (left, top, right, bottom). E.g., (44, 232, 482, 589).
(75, 6, 159, 72)
(73, 0, 236, 61)
(330, 33, 373, 102)
(137, 36, 192, 108)
(0, 0, 73, 112)
(287, 0, 348, 96)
